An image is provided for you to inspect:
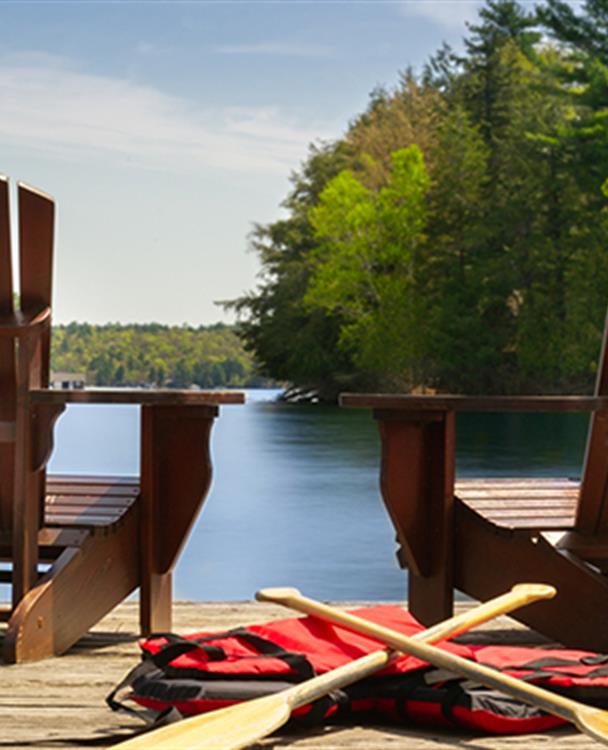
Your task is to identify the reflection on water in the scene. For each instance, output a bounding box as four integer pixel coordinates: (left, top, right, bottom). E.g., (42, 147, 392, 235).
(34, 391, 588, 601)
(457, 411, 586, 479)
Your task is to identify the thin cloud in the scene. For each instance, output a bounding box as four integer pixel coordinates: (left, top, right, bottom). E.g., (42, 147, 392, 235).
(398, 1, 483, 31)
(0, 52, 335, 176)
(135, 41, 157, 56)
(216, 41, 334, 58)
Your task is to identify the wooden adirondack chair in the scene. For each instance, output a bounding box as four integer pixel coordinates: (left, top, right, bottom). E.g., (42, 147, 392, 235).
(0, 175, 243, 662)
(341, 310, 608, 651)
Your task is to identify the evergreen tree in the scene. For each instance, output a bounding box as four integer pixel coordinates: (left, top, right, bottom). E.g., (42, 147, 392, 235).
(537, 0, 608, 385)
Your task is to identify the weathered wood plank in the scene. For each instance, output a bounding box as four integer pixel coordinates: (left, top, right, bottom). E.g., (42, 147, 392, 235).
(463, 488, 577, 495)
(46, 483, 139, 496)
(456, 479, 578, 487)
(458, 513, 576, 530)
(466, 498, 575, 515)
(45, 513, 125, 527)
(46, 495, 136, 508)
(480, 519, 575, 530)
(48, 475, 139, 486)
(46, 499, 133, 516)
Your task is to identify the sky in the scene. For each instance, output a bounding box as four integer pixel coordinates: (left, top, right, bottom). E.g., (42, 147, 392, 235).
(0, 0, 547, 325)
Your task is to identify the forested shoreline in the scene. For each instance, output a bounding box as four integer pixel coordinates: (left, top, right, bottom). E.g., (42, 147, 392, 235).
(51, 322, 262, 388)
(229, 0, 608, 400)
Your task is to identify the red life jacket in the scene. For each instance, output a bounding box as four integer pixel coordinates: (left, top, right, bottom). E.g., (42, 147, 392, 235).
(108, 605, 608, 735)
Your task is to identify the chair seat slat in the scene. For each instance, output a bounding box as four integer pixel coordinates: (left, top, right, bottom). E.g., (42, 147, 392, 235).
(46, 494, 136, 508)
(457, 477, 578, 531)
(46, 482, 139, 497)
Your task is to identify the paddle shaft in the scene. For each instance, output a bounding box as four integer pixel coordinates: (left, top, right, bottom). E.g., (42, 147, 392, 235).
(256, 585, 592, 732)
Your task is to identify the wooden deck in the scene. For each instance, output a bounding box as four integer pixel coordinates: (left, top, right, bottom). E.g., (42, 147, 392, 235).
(0, 600, 600, 749)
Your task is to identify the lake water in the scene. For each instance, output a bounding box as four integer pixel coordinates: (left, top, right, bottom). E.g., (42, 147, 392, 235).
(2, 389, 590, 602)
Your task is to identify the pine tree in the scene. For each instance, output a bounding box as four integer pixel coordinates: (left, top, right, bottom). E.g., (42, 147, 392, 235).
(537, 0, 608, 386)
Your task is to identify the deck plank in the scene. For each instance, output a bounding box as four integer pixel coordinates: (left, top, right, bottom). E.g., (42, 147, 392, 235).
(0, 600, 599, 749)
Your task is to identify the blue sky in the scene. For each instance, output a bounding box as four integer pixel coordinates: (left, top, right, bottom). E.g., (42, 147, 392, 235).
(1, 0, 541, 325)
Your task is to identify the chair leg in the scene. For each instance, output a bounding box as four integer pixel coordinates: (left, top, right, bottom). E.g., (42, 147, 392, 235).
(408, 567, 454, 626)
(138, 404, 217, 636)
(377, 412, 456, 626)
(140, 571, 172, 635)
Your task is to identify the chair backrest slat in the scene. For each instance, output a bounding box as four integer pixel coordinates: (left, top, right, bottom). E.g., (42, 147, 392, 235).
(0, 176, 14, 314)
(576, 306, 608, 533)
(0, 177, 15, 530)
(18, 182, 54, 388)
(18, 183, 54, 316)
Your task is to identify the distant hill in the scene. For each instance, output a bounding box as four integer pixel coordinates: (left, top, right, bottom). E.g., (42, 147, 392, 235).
(51, 322, 269, 388)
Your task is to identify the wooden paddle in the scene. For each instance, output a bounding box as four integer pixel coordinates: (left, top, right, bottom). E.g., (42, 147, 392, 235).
(112, 583, 554, 749)
(258, 586, 608, 746)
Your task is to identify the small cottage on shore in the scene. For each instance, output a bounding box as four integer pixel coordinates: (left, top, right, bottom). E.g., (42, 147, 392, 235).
(50, 371, 86, 389)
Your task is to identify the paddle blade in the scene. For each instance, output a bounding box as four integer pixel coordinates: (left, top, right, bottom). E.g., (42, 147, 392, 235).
(576, 707, 608, 746)
(113, 694, 291, 750)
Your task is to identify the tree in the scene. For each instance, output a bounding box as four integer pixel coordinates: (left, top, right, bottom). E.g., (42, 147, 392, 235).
(228, 141, 355, 398)
(306, 146, 429, 388)
(51, 323, 255, 388)
(460, 1, 541, 143)
(226, 0, 608, 397)
(536, 0, 608, 385)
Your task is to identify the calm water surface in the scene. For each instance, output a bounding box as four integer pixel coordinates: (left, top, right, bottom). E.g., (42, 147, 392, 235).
(39, 389, 588, 602)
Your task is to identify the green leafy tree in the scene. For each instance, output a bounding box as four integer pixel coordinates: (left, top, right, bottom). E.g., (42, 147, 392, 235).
(306, 146, 429, 387)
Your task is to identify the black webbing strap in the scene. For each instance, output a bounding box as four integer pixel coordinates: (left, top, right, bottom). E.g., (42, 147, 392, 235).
(439, 679, 468, 725)
(139, 632, 227, 669)
(513, 656, 605, 670)
(292, 689, 350, 728)
(149, 628, 317, 681)
(479, 654, 608, 682)
(107, 659, 159, 717)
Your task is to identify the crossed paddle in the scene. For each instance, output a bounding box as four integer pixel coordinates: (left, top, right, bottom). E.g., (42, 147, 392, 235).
(113, 583, 608, 748)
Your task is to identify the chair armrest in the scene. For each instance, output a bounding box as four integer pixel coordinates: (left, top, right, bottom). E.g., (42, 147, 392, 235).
(340, 393, 608, 413)
(25, 388, 243, 473)
(30, 388, 244, 406)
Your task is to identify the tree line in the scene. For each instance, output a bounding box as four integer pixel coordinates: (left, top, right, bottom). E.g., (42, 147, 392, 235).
(51, 322, 260, 388)
(229, 0, 608, 399)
